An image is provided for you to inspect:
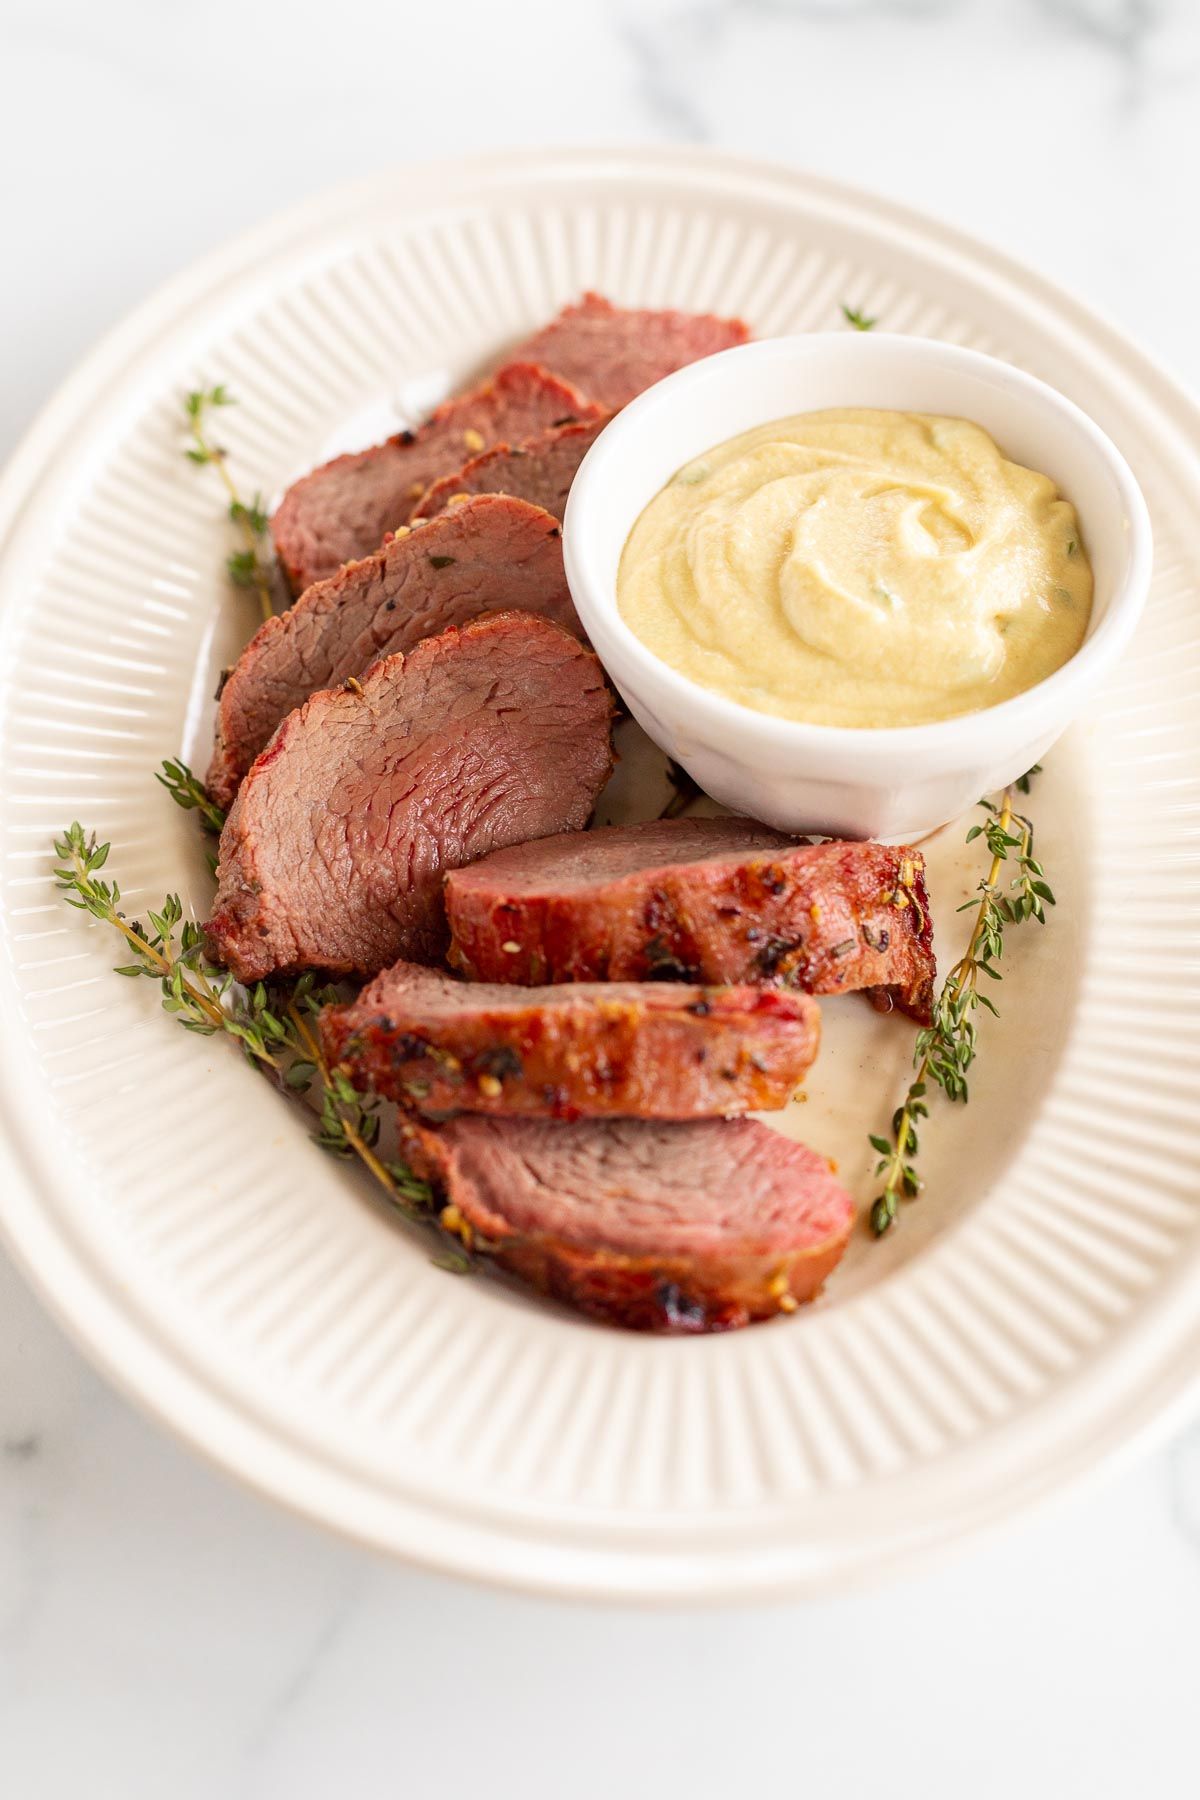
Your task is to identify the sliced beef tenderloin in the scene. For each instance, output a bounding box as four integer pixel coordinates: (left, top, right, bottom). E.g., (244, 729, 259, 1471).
(501, 292, 751, 411)
(271, 363, 602, 593)
(206, 613, 614, 983)
(401, 1114, 854, 1332)
(320, 961, 820, 1121)
(412, 416, 607, 523)
(207, 495, 574, 810)
(446, 817, 935, 1021)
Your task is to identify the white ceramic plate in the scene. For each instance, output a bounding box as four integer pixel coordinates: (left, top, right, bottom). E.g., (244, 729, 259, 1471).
(2, 149, 1199, 1602)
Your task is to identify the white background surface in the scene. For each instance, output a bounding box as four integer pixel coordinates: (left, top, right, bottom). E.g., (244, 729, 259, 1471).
(3, 2, 1200, 1794)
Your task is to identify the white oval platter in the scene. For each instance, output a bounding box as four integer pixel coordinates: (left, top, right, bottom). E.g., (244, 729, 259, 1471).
(1, 148, 1198, 1600)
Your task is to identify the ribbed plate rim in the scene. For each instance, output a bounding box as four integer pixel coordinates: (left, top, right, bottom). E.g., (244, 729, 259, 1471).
(2, 146, 1199, 1602)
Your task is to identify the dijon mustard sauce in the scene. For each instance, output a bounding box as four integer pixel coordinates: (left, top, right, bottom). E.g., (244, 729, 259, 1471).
(616, 409, 1093, 728)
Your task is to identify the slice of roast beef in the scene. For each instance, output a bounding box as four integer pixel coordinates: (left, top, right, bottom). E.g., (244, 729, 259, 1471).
(446, 817, 935, 1021)
(208, 495, 575, 810)
(271, 363, 602, 593)
(401, 1114, 854, 1332)
(320, 961, 820, 1121)
(501, 292, 751, 411)
(206, 614, 614, 982)
(412, 416, 608, 523)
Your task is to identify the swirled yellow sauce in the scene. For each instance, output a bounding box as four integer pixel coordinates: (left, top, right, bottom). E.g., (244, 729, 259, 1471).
(617, 409, 1093, 727)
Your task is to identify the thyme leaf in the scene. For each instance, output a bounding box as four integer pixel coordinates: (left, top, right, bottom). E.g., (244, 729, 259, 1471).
(841, 302, 877, 332)
(156, 758, 226, 834)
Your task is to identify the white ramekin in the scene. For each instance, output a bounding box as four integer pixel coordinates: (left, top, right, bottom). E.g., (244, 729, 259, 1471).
(563, 334, 1153, 840)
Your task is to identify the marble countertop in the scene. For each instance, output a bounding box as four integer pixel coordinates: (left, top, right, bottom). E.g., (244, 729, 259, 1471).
(4, 1, 1200, 1793)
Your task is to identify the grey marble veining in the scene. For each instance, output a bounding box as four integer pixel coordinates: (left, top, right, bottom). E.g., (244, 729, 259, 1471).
(621, 15, 715, 141)
(1044, 0, 1162, 57)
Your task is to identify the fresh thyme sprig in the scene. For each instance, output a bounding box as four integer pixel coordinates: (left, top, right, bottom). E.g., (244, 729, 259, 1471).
(285, 993, 436, 1211)
(841, 302, 877, 332)
(184, 386, 275, 624)
(54, 823, 242, 1039)
(868, 776, 1055, 1236)
(156, 758, 226, 835)
(54, 822, 452, 1254)
(284, 993, 467, 1264)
